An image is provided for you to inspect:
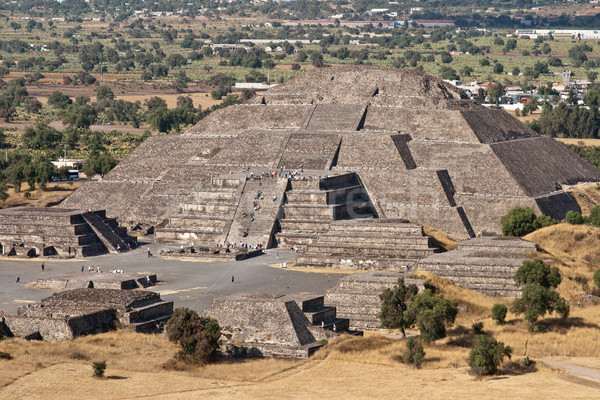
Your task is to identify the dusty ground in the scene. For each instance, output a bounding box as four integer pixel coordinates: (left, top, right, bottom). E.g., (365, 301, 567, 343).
(0, 181, 83, 208)
(1, 329, 599, 400)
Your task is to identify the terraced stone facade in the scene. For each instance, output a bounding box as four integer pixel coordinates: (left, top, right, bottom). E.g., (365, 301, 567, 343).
(60, 66, 600, 253)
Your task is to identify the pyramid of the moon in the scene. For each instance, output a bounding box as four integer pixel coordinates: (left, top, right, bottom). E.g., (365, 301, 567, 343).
(61, 66, 600, 247)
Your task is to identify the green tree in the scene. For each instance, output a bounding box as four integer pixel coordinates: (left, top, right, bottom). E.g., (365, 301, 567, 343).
(491, 304, 508, 325)
(21, 123, 62, 150)
(468, 335, 512, 376)
(564, 210, 584, 224)
(405, 290, 458, 342)
(310, 52, 324, 68)
(511, 259, 569, 330)
(94, 85, 115, 101)
(500, 207, 537, 236)
(514, 259, 562, 289)
(166, 308, 221, 364)
(493, 63, 504, 74)
(379, 278, 419, 337)
(84, 152, 116, 178)
(487, 82, 505, 104)
(62, 103, 97, 129)
(144, 96, 167, 112)
(47, 91, 73, 108)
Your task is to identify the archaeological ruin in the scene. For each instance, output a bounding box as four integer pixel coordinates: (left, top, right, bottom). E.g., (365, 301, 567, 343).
(2, 288, 173, 340)
(58, 66, 600, 267)
(0, 207, 132, 257)
(204, 293, 360, 358)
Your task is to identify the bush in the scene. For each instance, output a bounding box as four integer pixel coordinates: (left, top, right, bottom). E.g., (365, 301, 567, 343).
(594, 269, 600, 291)
(166, 308, 221, 364)
(588, 206, 600, 227)
(564, 210, 584, 225)
(491, 304, 508, 325)
(403, 337, 425, 368)
(92, 361, 106, 378)
(472, 322, 484, 334)
(500, 207, 537, 236)
(501, 207, 557, 236)
(468, 335, 512, 376)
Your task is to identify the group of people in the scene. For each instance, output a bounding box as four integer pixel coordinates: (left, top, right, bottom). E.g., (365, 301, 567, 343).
(219, 242, 264, 250)
(81, 265, 125, 274)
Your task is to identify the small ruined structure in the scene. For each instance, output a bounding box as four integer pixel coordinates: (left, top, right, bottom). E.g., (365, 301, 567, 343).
(0, 207, 132, 257)
(416, 236, 537, 297)
(325, 271, 425, 329)
(2, 288, 173, 340)
(204, 293, 358, 358)
(59, 67, 600, 267)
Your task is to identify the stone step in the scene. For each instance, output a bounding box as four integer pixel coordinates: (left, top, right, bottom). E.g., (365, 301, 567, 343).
(304, 306, 337, 325)
(279, 219, 331, 232)
(326, 224, 424, 235)
(124, 300, 174, 324)
(295, 255, 413, 270)
(298, 296, 325, 312)
(318, 232, 432, 244)
(321, 318, 350, 332)
(306, 244, 438, 258)
(127, 313, 173, 333)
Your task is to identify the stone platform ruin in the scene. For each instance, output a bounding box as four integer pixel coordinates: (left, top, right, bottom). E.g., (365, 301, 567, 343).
(325, 271, 425, 329)
(0, 207, 132, 258)
(2, 288, 173, 340)
(416, 236, 537, 297)
(58, 66, 600, 269)
(204, 293, 361, 358)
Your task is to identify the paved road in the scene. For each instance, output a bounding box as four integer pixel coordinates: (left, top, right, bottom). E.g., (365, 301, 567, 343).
(0, 242, 347, 315)
(544, 359, 600, 381)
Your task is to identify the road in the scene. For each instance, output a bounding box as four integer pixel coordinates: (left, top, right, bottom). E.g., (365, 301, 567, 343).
(0, 243, 347, 315)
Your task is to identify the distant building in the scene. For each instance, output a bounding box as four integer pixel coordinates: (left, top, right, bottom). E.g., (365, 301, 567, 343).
(412, 20, 455, 28)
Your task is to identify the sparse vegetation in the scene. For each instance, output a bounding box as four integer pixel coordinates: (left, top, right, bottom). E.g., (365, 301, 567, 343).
(500, 207, 557, 237)
(403, 338, 425, 369)
(491, 304, 508, 325)
(92, 360, 106, 378)
(511, 260, 570, 330)
(380, 279, 458, 342)
(165, 307, 221, 365)
(468, 335, 512, 376)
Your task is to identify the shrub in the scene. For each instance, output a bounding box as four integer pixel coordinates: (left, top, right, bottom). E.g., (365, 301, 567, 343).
(472, 322, 484, 334)
(501, 207, 557, 236)
(468, 335, 512, 376)
(166, 308, 221, 364)
(501, 207, 537, 236)
(92, 361, 106, 378)
(594, 269, 600, 291)
(564, 210, 584, 225)
(491, 304, 508, 325)
(403, 337, 425, 368)
(588, 206, 600, 227)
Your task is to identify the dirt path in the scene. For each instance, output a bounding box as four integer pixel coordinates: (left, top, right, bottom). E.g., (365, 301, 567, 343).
(543, 359, 600, 381)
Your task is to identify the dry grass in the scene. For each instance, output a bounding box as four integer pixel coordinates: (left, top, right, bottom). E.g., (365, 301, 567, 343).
(524, 223, 600, 291)
(421, 224, 460, 251)
(569, 183, 600, 215)
(556, 138, 600, 146)
(0, 182, 83, 209)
